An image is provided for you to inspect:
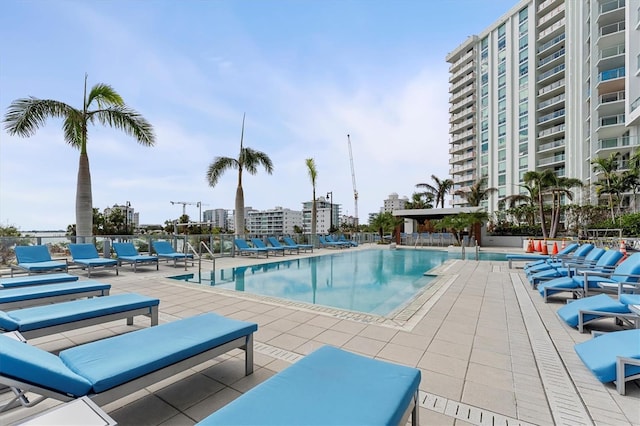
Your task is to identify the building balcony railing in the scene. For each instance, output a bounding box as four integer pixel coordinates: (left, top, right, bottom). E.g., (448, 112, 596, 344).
(600, 20, 625, 37)
(450, 128, 475, 142)
(538, 93, 565, 110)
(537, 33, 565, 54)
(449, 150, 476, 164)
(538, 3, 565, 27)
(538, 108, 565, 123)
(600, 0, 625, 15)
(449, 139, 475, 153)
(599, 113, 625, 127)
(598, 90, 625, 106)
(537, 154, 565, 166)
(538, 78, 565, 96)
(598, 66, 625, 82)
(448, 84, 474, 103)
(449, 95, 476, 113)
(538, 18, 565, 40)
(537, 63, 565, 82)
(537, 138, 565, 152)
(599, 44, 625, 60)
(538, 48, 565, 68)
(448, 50, 474, 73)
(598, 135, 637, 150)
(538, 123, 565, 138)
(450, 72, 475, 92)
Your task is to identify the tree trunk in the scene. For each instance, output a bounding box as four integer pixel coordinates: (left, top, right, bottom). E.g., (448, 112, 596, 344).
(235, 186, 245, 238)
(311, 189, 317, 247)
(76, 153, 93, 242)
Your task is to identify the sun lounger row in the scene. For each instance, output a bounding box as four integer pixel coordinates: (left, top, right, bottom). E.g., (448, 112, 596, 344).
(234, 237, 314, 258)
(527, 251, 640, 395)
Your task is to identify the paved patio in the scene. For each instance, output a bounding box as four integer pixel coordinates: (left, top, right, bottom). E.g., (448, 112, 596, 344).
(1, 245, 638, 425)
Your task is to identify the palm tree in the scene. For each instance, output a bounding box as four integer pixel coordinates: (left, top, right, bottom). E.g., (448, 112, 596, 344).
(405, 192, 434, 209)
(3, 74, 155, 239)
(416, 175, 453, 208)
(523, 170, 556, 238)
(548, 176, 582, 238)
(454, 177, 497, 207)
(592, 152, 621, 221)
(206, 114, 273, 237)
(305, 158, 318, 247)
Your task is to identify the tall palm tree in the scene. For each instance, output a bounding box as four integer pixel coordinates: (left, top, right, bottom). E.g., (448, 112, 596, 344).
(455, 177, 497, 207)
(416, 175, 453, 208)
(548, 176, 582, 238)
(523, 169, 556, 238)
(3, 74, 155, 238)
(206, 114, 273, 237)
(592, 152, 621, 221)
(305, 158, 318, 246)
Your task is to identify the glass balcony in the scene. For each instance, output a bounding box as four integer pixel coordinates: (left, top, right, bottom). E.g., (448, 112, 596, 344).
(538, 48, 565, 68)
(600, 20, 625, 36)
(598, 67, 625, 82)
(538, 93, 565, 110)
(537, 64, 565, 82)
(537, 33, 565, 53)
(598, 135, 635, 149)
(599, 44, 625, 59)
(600, 0, 624, 14)
(538, 108, 565, 123)
(537, 154, 565, 166)
(599, 113, 625, 126)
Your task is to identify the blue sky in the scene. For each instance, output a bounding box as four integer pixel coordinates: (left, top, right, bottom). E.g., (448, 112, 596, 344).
(0, 0, 517, 231)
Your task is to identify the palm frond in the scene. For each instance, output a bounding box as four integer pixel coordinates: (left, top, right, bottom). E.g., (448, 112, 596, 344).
(4, 98, 75, 137)
(206, 157, 238, 186)
(87, 83, 124, 109)
(62, 110, 84, 148)
(91, 107, 155, 146)
(242, 147, 274, 175)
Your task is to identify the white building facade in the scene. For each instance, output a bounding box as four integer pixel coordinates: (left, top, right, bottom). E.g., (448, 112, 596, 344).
(447, 0, 640, 213)
(247, 207, 303, 235)
(302, 197, 341, 234)
(202, 209, 228, 230)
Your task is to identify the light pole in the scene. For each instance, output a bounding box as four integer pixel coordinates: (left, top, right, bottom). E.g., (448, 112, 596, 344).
(125, 201, 131, 234)
(197, 202, 202, 224)
(326, 192, 333, 234)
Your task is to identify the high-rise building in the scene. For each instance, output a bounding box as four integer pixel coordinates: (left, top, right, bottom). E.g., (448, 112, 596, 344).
(302, 197, 341, 234)
(202, 209, 228, 230)
(247, 207, 303, 235)
(383, 193, 408, 212)
(447, 0, 640, 213)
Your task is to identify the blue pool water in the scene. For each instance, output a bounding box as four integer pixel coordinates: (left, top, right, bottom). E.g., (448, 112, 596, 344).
(169, 249, 506, 316)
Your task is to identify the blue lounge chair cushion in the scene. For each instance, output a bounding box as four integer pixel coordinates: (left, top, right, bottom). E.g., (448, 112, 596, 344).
(14, 245, 54, 263)
(0, 273, 78, 288)
(283, 236, 312, 249)
(197, 345, 421, 426)
(0, 335, 92, 397)
(619, 294, 640, 305)
(152, 241, 193, 259)
(0, 293, 159, 332)
(0, 281, 110, 305)
(17, 261, 67, 273)
(60, 313, 257, 393)
(575, 329, 640, 383)
(557, 294, 631, 328)
(69, 243, 117, 266)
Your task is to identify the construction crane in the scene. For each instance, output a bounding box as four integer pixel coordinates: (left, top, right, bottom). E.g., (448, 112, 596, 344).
(347, 134, 359, 227)
(170, 201, 198, 216)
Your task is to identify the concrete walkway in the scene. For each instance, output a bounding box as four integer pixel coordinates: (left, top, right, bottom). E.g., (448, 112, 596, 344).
(1, 246, 638, 425)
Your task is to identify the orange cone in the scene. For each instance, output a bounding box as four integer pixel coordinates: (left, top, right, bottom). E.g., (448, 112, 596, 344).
(620, 240, 627, 260)
(561, 239, 566, 250)
(552, 242, 558, 255)
(541, 241, 549, 255)
(526, 239, 534, 253)
(534, 240, 541, 252)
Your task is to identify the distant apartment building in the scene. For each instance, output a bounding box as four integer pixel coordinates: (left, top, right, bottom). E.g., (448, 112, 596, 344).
(447, 0, 640, 213)
(202, 209, 228, 230)
(302, 197, 341, 234)
(382, 193, 408, 212)
(228, 207, 256, 233)
(247, 207, 303, 235)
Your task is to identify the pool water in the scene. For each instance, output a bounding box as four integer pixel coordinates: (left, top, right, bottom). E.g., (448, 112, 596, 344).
(169, 249, 505, 316)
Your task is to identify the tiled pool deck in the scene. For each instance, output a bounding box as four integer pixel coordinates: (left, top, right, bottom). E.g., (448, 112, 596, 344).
(1, 244, 639, 425)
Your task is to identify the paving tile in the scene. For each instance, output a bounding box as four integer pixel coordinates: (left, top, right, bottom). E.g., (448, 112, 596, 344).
(418, 351, 468, 379)
(419, 369, 464, 401)
(183, 387, 242, 422)
(469, 347, 512, 371)
(465, 362, 514, 392)
(109, 394, 180, 426)
(342, 335, 386, 356)
(461, 381, 517, 418)
(377, 342, 424, 366)
(428, 338, 473, 361)
(314, 328, 354, 346)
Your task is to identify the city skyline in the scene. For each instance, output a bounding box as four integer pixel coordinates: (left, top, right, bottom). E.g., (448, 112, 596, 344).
(0, 0, 517, 230)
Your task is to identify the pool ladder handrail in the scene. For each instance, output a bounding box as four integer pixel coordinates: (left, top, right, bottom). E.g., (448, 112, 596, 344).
(185, 241, 216, 276)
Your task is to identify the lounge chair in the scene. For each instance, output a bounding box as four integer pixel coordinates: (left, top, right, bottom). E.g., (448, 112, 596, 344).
(574, 329, 640, 395)
(251, 238, 285, 256)
(528, 247, 613, 286)
(319, 236, 348, 249)
(0, 273, 78, 289)
(326, 235, 352, 247)
(283, 236, 313, 252)
(0, 293, 159, 339)
(267, 236, 299, 254)
(525, 243, 594, 276)
(538, 252, 640, 302)
(69, 243, 118, 277)
(556, 293, 640, 332)
(0, 281, 111, 310)
(196, 345, 421, 426)
(112, 242, 159, 272)
(0, 313, 257, 411)
(11, 245, 68, 277)
(338, 235, 358, 247)
(151, 240, 194, 267)
(506, 242, 579, 269)
(234, 239, 268, 258)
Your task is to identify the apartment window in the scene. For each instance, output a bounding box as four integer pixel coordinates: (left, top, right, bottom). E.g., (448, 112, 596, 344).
(498, 149, 506, 161)
(519, 21, 528, 34)
(519, 75, 528, 88)
(481, 37, 488, 49)
(498, 175, 506, 186)
(481, 108, 488, 120)
(498, 75, 506, 87)
(519, 129, 528, 141)
(498, 38, 506, 50)
(481, 142, 488, 152)
(519, 36, 528, 50)
(519, 49, 528, 63)
(519, 63, 528, 76)
(498, 87, 506, 99)
(498, 50, 506, 63)
(498, 124, 506, 136)
(481, 131, 488, 142)
(481, 121, 488, 131)
(519, 103, 528, 116)
(498, 99, 506, 111)
(498, 136, 506, 147)
(481, 155, 488, 165)
(498, 62, 506, 75)
(519, 156, 528, 168)
(519, 7, 528, 22)
(481, 166, 489, 177)
(498, 24, 506, 37)
(481, 73, 488, 84)
(481, 86, 489, 98)
(498, 162, 506, 172)
(498, 111, 506, 124)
